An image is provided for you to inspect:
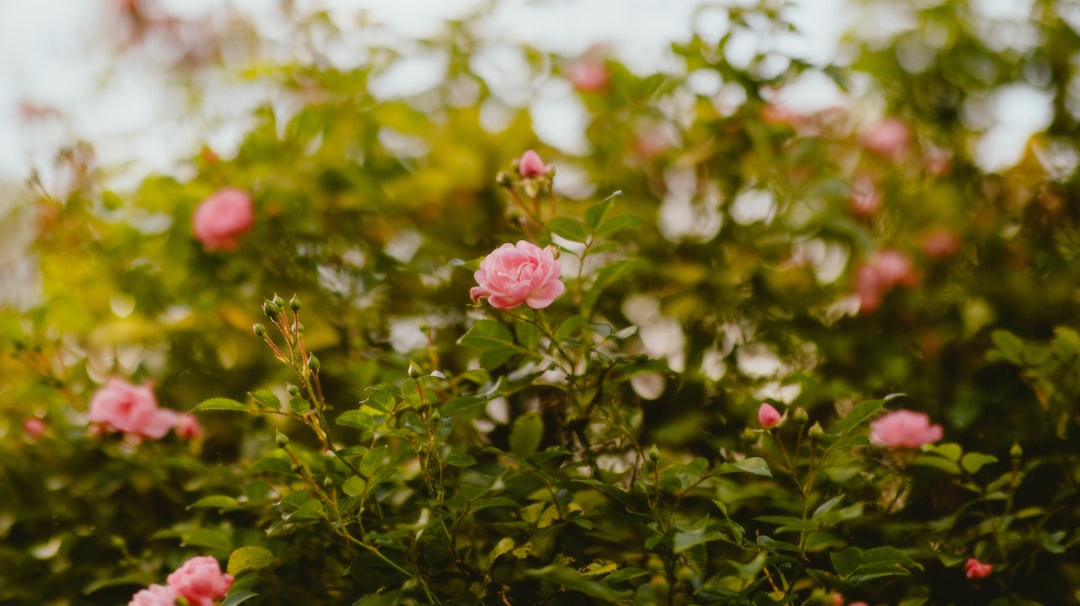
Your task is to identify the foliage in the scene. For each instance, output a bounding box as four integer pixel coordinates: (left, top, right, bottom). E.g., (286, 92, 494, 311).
(2, 1, 1080, 605)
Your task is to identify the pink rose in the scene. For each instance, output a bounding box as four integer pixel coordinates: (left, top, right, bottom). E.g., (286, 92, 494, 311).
(129, 583, 178, 606)
(175, 414, 203, 439)
(517, 150, 549, 179)
(758, 403, 781, 428)
(192, 188, 254, 251)
(88, 378, 177, 440)
(470, 241, 565, 311)
(848, 174, 881, 217)
(869, 410, 943, 448)
(166, 556, 233, 605)
(23, 417, 46, 440)
(860, 117, 910, 160)
(567, 60, 609, 92)
(855, 250, 918, 313)
(964, 557, 992, 579)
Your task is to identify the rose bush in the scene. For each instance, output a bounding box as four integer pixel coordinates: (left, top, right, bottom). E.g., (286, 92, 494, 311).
(1, 1, 1079, 605)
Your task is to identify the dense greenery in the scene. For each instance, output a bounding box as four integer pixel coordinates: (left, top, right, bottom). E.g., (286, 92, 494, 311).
(2, 1, 1079, 604)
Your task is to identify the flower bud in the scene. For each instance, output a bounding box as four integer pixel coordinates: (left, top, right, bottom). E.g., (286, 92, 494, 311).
(648, 444, 661, 463)
(287, 383, 301, 397)
(322, 476, 334, 489)
(495, 171, 513, 188)
(307, 354, 320, 372)
(758, 402, 781, 428)
(792, 407, 809, 424)
(518, 150, 547, 179)
(808, 422, 824, 439)
(1010, 442, 1023, 460)
(289, 294, 301, 311)
(263, 300, 280, 319)
(272, 294, 286, 309)
(275, 431, 290, 447)
(253, 323, 267, 338)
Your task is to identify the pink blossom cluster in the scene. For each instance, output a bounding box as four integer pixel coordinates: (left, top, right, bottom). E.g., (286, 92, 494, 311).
(88, 377, 201, 441)
(192, 187, 255, 252)
(854, 249, 918, 313)
(129, 556, 233, 606)
(965, 557, 992, 579)
(870, 410, 943, 448)
(471, 240, 565, 311)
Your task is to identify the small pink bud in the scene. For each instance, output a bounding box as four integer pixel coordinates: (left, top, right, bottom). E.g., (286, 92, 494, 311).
(174, 414, 203, 439)
(758, 403, 782, 428)
(861, 117, 910, 160)
(920, 228, 960, 259)
(964, 557, 992, 579)
(518, 150, 548, 179)
(23, 417, 46, 440)
(567, 60, 609, 92)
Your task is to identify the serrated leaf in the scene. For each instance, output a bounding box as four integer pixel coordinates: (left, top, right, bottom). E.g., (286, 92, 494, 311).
(547, 217, 589, 242)
(509, 413, 544, 458)
(227, 546, 274, 576)
(194, 398, 250, 412)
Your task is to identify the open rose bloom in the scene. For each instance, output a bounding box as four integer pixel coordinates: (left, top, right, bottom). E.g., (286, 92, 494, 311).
(870, 410, 943, 448)
(88, 378, 177, 440)
(192, 187, 255, 251)
(128, 583, 178, 606)
(166, 556, 233, 605)
(471, 241, 565, 311)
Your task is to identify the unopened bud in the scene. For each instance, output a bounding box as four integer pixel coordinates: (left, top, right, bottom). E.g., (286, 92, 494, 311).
(808, 422, 824, 439)
(307, 354, 320, 372)
(275, 431, 290, 447)
(1010, 442, 1023, 459)
(495, 171, 513, 188)
(253, 323, 267, 338)
(792, 407, 809, 424)
(289, 294, 301, 311)
(272, 294, 286, 309)
(287, 383, 300, 397)
(322, 476, 334, 489)
(648, 444, 661, 463)
(263, 300, 280, 319)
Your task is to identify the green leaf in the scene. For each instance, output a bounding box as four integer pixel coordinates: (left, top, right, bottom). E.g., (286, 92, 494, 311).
(222, 590, 259, 606)
(337, 409, 374, 429)
(989, 330, 1024, 365)
(194, 398, 250, 412)
(361, 388, 396, 412)
(441, 396, 488, 419)
(227, 546, 275, 576)
(674, 527, 726, 553)
(961, 452, 998, 474)
(912, 455, 961, 475)
(832, 399, 885, 435)
(249, 389, 281, 411)
(486, 537, 516, 571)
(509, 413, 544, 458)
(755, 516, 820, 533)
(603, 567, 649, 585)
(596, 214, 642, 237)
(515, 321, 542, 350)
(470, 497, 520, 512)
(182, 528, 232, 552)
(189, 496, 240, 512)
(812, 495, 845, 519)
(582, 259, 647, 314)
(831, 546, 921, 583)
(445, 453, 477, 467)
(719, 457, 772, 477)
(526, 564, 632, 602)
(585, 192, 622, 230)
(554, 315, 589, 342)
(458, 319, 517, 351)
(547, 217, 589, 242)
(342, 475, 366, 497)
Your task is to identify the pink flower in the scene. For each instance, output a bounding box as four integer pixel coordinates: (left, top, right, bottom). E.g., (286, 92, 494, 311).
(964, 557, 992, 579)
(129, 584, 178, 606)
(192, 188, 254, 251)
(23, 417, 46, 440)
(758, 403, 781, 428)
(174, 414, 203, 439)
(920, 228, 960, 259)
(861, 117, 910, 160)
(88, 378, 178, 440)
(567, 60, 609, 92)
(848, 174, 881, 217)
(166, 556, 233, 605)
(517, 150, 549, 179)
(855, 249, 918, 313)
(870, 410, 943, 448)
(470, 241, 565, 311)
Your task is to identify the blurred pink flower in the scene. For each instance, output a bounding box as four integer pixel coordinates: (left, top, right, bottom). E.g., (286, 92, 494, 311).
(471, 241, 565, 311)
(174, 414, 203, 439)
(518, 150, 549, 179)
(849, 174, 881, 217)
(23, 417, 46, 440)
(870, 410, 943, 448)
(920, 228, 960, 259)
(861, 117, 910, 160)
(167, 556, 233, 605)
(129, 583, 178, 606)
(88, 378, 177, 440)
(567, 60, 609, 92)
(965, 558, 992, 579)
(758, 403, 781, 428)
(855, 249, 918, 313)
(192, 188, 254, 251)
